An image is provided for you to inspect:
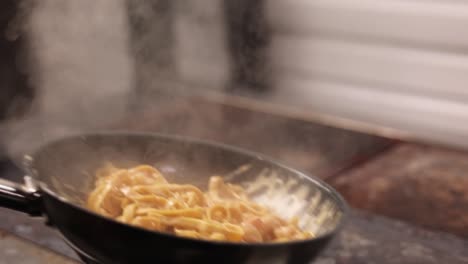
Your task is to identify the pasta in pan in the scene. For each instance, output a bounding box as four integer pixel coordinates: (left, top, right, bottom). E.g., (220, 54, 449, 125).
(87, 164, 313, 243)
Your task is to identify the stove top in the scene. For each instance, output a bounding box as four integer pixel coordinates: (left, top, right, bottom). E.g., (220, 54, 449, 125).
(0, 229, 76, 264)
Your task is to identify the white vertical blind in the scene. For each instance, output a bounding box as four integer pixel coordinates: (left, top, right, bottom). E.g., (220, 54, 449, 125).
(263, 0, 468, 148)
(267, 0, 468, 49)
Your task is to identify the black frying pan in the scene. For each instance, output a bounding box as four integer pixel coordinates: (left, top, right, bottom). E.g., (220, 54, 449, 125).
(0, 132, 347, 264)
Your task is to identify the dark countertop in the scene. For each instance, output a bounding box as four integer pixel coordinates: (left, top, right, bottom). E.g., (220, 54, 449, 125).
(322, 210, 468, 264)
(1, 208, 467, 264)
(0, 209, 77, 259)
(0, 229, 77, 264)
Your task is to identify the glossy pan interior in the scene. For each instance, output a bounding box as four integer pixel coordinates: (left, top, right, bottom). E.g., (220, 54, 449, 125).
(26, 132, 347, 264)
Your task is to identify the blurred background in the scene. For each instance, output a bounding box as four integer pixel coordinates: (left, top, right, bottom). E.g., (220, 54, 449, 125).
(0, 0, 467, 262)
(3, 0, 468, 155)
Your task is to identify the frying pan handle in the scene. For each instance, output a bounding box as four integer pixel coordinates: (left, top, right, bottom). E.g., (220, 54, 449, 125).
(0, 176, 42, 216)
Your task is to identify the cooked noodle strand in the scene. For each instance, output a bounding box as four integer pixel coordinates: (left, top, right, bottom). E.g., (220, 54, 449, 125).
(87, 164, 313, 242)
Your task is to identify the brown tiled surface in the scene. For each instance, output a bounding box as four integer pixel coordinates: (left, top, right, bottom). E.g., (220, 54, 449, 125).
(121, 96, 392, 178)
(331, 144, 468, 237)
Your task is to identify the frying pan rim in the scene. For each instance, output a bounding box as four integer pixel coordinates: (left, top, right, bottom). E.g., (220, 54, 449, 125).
(30, 130, 348, 248)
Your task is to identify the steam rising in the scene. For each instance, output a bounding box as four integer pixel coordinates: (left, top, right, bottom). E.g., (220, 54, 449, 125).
(3, 0, 134, 159)
(2, 0, 275, 168)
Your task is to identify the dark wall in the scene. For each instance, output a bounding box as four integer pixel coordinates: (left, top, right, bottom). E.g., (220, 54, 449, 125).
(0, 0, 33, 121)
(223, 0, 271, 93)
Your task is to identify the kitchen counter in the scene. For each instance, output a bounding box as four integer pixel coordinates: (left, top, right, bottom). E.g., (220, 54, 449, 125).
(1, 208, 467, 264)
(332, 143, 468, 238)
(321, 210, 468, 264)
(0, 97, 467, 263)
(0, 229, 77, 264)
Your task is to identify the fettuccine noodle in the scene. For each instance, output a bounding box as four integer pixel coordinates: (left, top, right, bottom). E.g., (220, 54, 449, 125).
(87, 164, 313, 242)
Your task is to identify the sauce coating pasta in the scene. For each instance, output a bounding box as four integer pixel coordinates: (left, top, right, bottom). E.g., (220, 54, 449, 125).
(87, 164, 313, 243)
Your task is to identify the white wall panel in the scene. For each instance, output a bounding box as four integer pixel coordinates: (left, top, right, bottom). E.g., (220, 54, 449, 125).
(264, 0, 468, 146)
(267, 0, 468, 49)
(270, 75, 468, 148)
(271, 36, 468, 101)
